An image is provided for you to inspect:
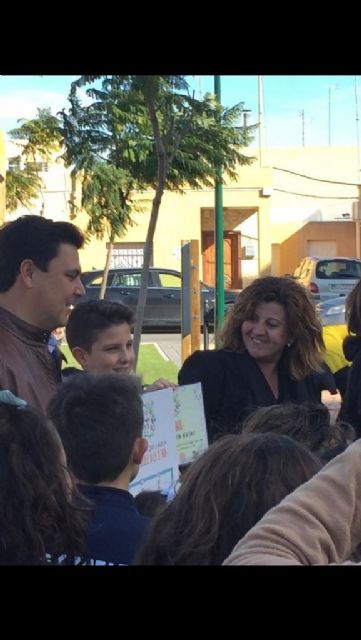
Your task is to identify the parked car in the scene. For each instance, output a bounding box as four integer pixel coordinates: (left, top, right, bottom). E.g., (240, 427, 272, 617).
(316, 295, 347, 326)
(78, 267, 240, 331)
(292, 256, 361, 301)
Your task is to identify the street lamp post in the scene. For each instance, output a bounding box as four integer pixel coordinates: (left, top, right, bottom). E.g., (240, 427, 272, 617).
(214, 75, 225, 343)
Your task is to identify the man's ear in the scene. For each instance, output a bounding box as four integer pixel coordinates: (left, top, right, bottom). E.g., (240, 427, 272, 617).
(132, 437, 148, 465)
(71, 346, 89, 370)
(19, 259, 36, 288)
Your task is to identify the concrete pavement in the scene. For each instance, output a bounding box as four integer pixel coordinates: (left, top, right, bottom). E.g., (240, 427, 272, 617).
(141, 333, 214, 369)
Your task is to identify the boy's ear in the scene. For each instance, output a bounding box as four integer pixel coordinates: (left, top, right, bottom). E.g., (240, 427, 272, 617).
(132, 437, 148, 465)
(71, 346, 89, 370)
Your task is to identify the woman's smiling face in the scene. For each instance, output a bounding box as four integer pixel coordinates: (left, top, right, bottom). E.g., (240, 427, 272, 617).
(241, 301, 291, 365)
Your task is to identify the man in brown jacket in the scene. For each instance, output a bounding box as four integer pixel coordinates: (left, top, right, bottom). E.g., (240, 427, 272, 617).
(0, 215, 85, 414)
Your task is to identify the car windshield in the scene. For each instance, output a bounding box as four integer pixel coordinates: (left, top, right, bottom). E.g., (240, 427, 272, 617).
(316, 260, 361, 279)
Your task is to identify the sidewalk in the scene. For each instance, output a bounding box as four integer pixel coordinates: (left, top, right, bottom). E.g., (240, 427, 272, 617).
(141, 334, 214, 370)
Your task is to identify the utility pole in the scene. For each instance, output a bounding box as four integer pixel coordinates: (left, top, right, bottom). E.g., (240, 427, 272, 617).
(299, 109, 305, 146)
(258, 75, 265, 166)
(214, 75, 225, 343)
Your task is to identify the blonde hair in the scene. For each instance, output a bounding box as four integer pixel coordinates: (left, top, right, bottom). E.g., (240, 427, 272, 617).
(220, 276, 324, 380)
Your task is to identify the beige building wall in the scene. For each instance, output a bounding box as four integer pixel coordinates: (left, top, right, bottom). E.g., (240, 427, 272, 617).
(5, 140, 76, 223)
(279, 221, 356, 276)
(78, 164, 274, 280)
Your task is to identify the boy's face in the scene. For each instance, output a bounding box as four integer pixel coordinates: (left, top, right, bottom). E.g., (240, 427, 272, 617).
(74, 322, 135, 375)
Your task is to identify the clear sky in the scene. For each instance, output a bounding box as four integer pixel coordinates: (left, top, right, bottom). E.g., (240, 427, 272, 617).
(1, 75, 360, 148)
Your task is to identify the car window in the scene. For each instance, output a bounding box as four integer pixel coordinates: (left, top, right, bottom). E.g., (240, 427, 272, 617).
(294, 259, 307, 279)
(316, 260, 361, 279)
(299, 260, 311, 279)
(87, 274, 113, 287)
(159, 273, 182, 288)
(114, 273, 142, 287)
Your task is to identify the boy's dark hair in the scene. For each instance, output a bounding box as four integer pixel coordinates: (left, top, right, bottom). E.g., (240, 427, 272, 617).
(66, 300, 135, 353)
(0, 215, 84, 292)
(48, 372, 144, 484)
(134, 490, 167, 518)
(0, 402, 87, 564)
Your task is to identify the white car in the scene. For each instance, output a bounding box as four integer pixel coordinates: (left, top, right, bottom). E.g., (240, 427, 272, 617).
(316, 296, 347, 326)
(293, 257, 361, 301)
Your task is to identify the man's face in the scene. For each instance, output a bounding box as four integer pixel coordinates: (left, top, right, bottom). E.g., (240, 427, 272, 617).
(31, 243, 85, 330)
(76, 323, 135, 375)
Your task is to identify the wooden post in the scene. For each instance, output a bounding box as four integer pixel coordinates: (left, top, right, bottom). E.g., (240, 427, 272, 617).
(181, 240, 201, 364)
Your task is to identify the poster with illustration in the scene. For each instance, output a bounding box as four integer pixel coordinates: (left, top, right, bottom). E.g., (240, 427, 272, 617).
(129, 387, 178, 496)
(173, 383, 208, 464)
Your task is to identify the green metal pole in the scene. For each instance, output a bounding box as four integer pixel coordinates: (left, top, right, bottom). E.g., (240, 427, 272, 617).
(214, 75, 225, 344)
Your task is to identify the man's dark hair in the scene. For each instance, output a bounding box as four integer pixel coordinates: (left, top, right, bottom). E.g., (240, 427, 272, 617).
(66, 300, 134, 352)
(0, 215, 84, 292)
(48, 373, 144, 484)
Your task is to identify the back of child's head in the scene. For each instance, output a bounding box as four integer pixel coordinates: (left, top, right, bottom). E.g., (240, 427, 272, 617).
(242, 401, 342, 455)
(66, 300, 134, 352)
(134, 490, 167, 518)
(135, 432, 321, 565)
(0, 395, 86, 564)
(48, 372, 144, 484)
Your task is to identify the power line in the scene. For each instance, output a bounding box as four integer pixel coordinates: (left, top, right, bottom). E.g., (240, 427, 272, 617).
(273, 166, 360, 186)
(273, 188, 356, 199)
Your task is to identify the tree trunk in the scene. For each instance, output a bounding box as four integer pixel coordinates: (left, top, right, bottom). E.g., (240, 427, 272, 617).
(99, 233, 114, 300)
(133, 93, 168, 366)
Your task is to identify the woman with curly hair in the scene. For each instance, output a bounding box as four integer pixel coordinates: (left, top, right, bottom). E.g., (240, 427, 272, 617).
(178, 276, 326, 442)
(0, 391, 88, 565)
(135, 432, 321, 565)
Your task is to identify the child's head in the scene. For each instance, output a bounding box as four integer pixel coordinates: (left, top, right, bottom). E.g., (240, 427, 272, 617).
(242, 401, 354, 456)
(48, 372, 147, 485)
(135, 432, 321, 565)
(66, 300, 135, 375)
(0, 394, 87, 564)
(134, 490, 167, 518)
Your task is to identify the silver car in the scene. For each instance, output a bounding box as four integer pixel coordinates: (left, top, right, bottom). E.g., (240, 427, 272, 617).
(293, 257, 361, 301)
(316, 296, 347, 326)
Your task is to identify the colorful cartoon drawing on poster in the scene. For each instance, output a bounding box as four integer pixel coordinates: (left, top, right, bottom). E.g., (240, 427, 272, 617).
(129, 387, 179, 496)
(173, 383, 208, 464)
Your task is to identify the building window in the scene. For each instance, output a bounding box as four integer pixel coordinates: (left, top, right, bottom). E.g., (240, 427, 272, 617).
(25, 161, 48, 173)
(109, 243, 153, 268)
(8, 156, 21, 172)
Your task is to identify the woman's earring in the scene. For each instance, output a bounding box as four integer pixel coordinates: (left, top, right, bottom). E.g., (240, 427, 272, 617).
(287, 342, 292, 348)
